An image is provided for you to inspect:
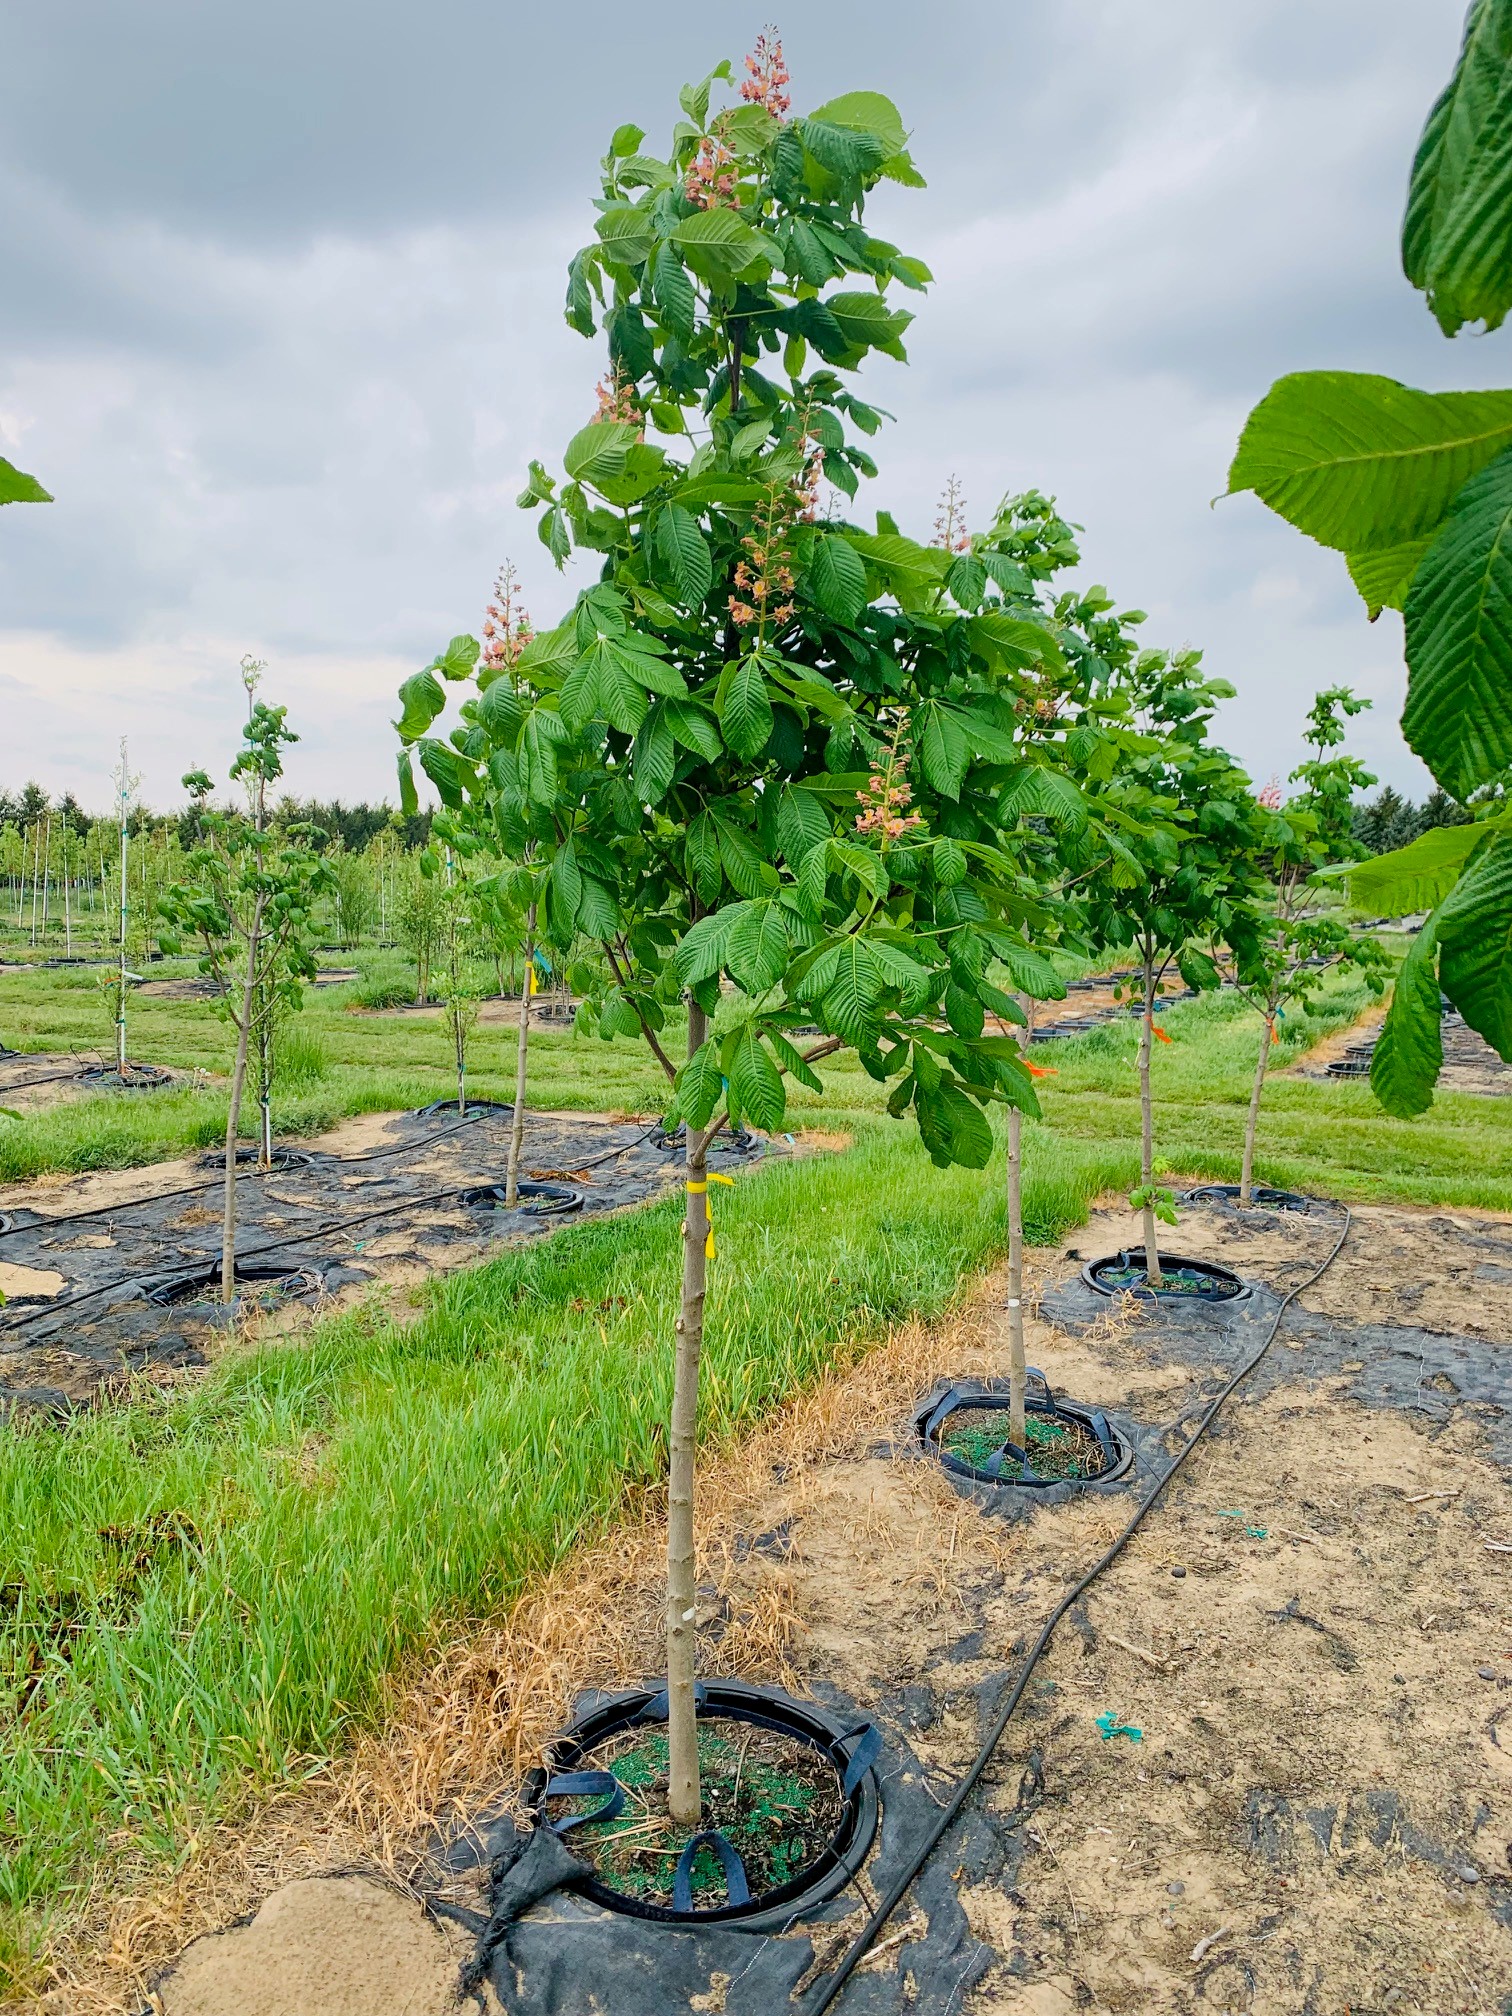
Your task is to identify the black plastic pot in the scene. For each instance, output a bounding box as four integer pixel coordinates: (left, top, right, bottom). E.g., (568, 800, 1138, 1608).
(1325, 1050, 1374, 1079)
(649, 1123, 759, 1155)
(1180, 1183, 1312, 1213)
(196, 1147, 316, 1172)
(1082, 1248, 1246, 1302)
(77, 1063, 171, 1090)
(527, 1679, 881, 1933)
(462, 1179, 584, 1216)
(914, 1372, 1133, 1489)
(414, 1097, 514, 1119)
(144, 1261, 323, 1308)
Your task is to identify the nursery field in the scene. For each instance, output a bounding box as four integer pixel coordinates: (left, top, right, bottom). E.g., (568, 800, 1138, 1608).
(2, 951, 1511, 2008)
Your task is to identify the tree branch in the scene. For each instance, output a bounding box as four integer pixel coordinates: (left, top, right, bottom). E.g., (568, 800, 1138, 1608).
(601, 938, 678, 1082)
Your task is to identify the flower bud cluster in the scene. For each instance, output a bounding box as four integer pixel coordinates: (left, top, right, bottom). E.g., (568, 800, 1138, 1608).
(481, 560, 534, 673)
(740, 30, 791, 118)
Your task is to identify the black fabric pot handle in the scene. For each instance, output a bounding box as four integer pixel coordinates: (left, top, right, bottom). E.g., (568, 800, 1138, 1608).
(980, 1440, 1033, 1483)
(921, 1369, 1052, 1446)
(543, 1769, 626, 1833)
(637, 1678, 707, 1723)
(1088, 1409, 1117, 1473)
(671, 1829, 752, 1912)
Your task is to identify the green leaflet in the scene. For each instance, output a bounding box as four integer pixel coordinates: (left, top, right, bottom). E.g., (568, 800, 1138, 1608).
(806, 532, 868, 622)
(1404, 447, 1512, 797)
(563, 421, 642, 487)
(1439, 830, 1512, 1057)
(656, 503, 713, 607)
(663, 697, 723, 759)
(1342, 820, 1491, 914)
(1228, 372, 1512, 560)
(820, 290, 913, 357)
(719, 658, 775, 759)
(914, 699, 971, 799)
(966, 610, 1066, 674)
(1346, 537, 1434, 618)
(675, 1039, 726, 1129)
(775, 784, 831, 864)
(631, 705, 676, 802)
(551, 839, 584, 925)
(723, 1025, 785, 1130)
(672, 207, 768, 273)
(394, 670, 445, 743)
(714, 815, 777, 897)
(0, 456, 51, 505)
(724, 900, 789, 991)
(807, 90, 908, 156)
(1403, 0, 1512, 335)
(916, 1079, 994, 1170)
(997, 763, 1090, 829)
(1370, 908, 1445, 1117)
(653, 240, 696, 337)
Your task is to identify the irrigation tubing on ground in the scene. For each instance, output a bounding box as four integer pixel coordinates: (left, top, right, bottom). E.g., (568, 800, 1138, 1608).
(0, 1121, 669, 1342)
(799, 1200, 1354, 2016)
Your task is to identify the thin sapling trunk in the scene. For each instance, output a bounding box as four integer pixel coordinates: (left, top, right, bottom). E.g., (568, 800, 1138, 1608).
(1006, 1104, 1026, 1447)
(505, 905, 534, 1207)
(1139, 945, 1163, 1286)
(667, 998, 710, 1827)
(222, 893, 267, 1303)
(1240, 1005, 1275, 1207)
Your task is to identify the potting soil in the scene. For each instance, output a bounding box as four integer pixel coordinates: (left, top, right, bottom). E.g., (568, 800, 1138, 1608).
(546, 1718, 843, 1909)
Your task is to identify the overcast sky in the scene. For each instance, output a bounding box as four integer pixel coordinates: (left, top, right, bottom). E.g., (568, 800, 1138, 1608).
(1, 0, 1500, 814)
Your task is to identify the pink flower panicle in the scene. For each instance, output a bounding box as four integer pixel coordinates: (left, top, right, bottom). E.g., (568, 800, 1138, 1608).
(592, 372, 644, 436)
(854, 723, 924, 843)
(1256, 775, 1284, 811)
(933, 473, 971, 554)
(740, 29, 791, 118)
(481, 559, 534, 673)
(685, 135, 738, 209)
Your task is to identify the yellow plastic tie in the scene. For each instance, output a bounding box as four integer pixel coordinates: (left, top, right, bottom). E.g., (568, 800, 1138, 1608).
(687, 1172, 734, 1257)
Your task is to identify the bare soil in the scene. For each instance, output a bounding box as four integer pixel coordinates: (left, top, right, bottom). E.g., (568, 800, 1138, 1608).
(34, 1195, 1512, 2015)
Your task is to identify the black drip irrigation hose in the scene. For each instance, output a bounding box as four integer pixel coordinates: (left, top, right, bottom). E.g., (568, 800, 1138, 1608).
(0, 1122, 670, 1343)
(801, 1201, 1354, 2016)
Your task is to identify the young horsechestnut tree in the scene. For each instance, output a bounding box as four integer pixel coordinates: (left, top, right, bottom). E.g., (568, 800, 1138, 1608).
(397, 48, 1089, 1834)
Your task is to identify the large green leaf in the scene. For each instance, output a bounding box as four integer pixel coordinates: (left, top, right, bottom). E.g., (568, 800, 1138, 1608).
(916, 1079, 994, 1170)
(1227, 372, 1512, 560)
(686, 811, 722, 906)
(1403, 447, 1512, 797)
(595, 203, 656, 266)
(675, 1040, 726, 1130)
(1403, 0, 1512, 335)
(966, 611, 1066, 675)
(821, 292, 913, 358)
(913, 698, 971, 798)
(663, 697, 723, 759)
(996, 763, 1089, 829)
(725, 899, 789, 991)
(672, 208, 768, 273)
(1341, 820, 1489, 914)
(1439, 830, 1512, 1056)
(394, 670, 445, 742)
(1370, 910, 1444, 1118)
(804, 937, 883, 1043)
(0, 456, 51, 505)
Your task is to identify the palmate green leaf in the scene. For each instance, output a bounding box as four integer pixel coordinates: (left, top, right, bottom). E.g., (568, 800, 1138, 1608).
(1404, 448, 1512, 797)
(1227, 372, 1512, 565)
(719, 658, 775, 759)
(990, 937, 1066, 1000)
(1347, 537, 1435, 619)
(1370, 908, 1445, 1117)
(724, 1024, 786, 1131)
(1438, 830, 1512, 1057)
(798, 119, 887, 184)
(806, 532, 868, 622)
(0, 456, 52, 505)
(595, 202, 656, 266)
(1403, 0, 1512, 336)
(563, 420, 642, 487)
(663, 696, 723, 759)
(804, 937, 884, 1043)
(477, 677, 525, 744)
(417, 739, 467, 809)
(517, 621, 578, 684)
(1340, 819, 1490, 913)
(996, 763, 1089, 829)
(916, 1079, 994, 1170)
(656, 503, 713, 607)
(675, 905, 739, 984)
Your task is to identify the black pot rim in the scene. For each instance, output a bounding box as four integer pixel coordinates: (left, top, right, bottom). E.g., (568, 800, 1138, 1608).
(1081, 1248, 1247, 1302)
(527, 1679, 880, 1932)
(77, 1062, 171, 1088)
(1179, 1183, 1313, 1214)
(145, 1261, 322, 1307)
(914, 1380, 1134, 1489)
(413, 1097, 515, 1119)
(462, 1179, 584, 1216)
(195, 1146, 316, 1172)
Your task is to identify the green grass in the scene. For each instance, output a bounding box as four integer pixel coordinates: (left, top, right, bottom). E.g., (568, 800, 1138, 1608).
(0, 1118, 1127, 1963)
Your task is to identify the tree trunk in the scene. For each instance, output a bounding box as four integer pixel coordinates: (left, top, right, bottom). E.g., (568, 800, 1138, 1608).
(221, 900, 266, 1304)
(1139, 947, 1162, 1287)
(667, 999, 710, 1827)
(256, 1010, 273, 1168)
(505, 908, 535, 1206)
(1006, 1103, 1026, 1447)
(1240, 1008, 1274, 1207)
(116, 812, 129, 1074)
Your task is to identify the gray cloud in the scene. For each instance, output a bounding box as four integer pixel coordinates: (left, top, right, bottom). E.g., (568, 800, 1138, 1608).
(0, 0, 1491, 809)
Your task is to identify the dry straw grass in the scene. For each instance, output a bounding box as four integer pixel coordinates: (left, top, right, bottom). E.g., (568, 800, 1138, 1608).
(33, 1275, 1012, 2016)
